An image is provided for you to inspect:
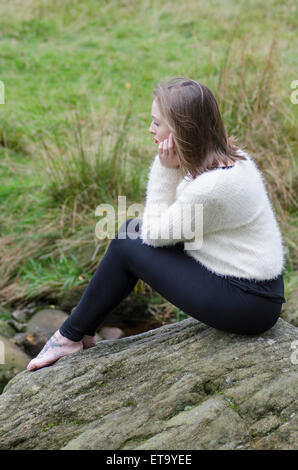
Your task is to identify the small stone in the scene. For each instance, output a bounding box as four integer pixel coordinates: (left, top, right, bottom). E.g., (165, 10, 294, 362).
(6, 319, 27, 333)
(11, 310, 27, 323)
(13, 331, 53, 356)
(99, 327, 125, 340)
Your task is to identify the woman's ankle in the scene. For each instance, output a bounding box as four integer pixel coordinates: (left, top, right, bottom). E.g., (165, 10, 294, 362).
(56, 329, 82, 344)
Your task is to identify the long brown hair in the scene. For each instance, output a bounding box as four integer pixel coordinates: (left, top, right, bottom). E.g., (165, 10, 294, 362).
(153, 77, 247, 180)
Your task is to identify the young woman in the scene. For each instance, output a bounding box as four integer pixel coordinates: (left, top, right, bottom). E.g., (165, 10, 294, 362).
(27, 77, 286, 371)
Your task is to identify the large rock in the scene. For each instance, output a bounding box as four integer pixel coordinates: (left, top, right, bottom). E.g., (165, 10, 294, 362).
(0, 336, 30, 394)
(0, 320, 15, 339)
(26, 308, 68, 334)
(0, 317, 297, 450)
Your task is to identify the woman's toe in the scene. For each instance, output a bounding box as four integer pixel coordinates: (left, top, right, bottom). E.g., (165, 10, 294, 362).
(27, 355, 58, 371)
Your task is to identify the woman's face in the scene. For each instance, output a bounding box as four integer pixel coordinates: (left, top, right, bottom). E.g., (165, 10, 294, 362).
(149, 99, 171, 144)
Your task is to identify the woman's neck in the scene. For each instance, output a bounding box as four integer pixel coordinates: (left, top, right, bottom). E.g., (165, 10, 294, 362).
(216, 158, 235, 168)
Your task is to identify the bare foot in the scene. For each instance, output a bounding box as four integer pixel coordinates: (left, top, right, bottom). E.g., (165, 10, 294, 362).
(27, 330, 83, 371)
(82, 334, 97, 349)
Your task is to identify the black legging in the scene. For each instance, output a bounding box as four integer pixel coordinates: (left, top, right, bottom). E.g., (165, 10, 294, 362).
(59, 218, 283, 341)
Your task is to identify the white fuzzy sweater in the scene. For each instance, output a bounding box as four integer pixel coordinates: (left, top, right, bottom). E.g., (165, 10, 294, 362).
(140, 149, 286, 281)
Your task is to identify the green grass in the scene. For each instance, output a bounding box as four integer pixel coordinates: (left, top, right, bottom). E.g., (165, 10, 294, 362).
(17, 253, 92, 297)
(0, 0, 297, 308)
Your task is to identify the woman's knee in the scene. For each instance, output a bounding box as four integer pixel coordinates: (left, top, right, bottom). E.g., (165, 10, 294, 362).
(108, 218, 142, 265)
(115, 218, 142, 240)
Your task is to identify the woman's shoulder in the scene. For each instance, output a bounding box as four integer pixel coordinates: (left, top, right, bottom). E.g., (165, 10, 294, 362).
(180, 149, 263, 201)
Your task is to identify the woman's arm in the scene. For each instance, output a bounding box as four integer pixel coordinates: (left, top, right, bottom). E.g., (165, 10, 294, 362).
(142, 153, 184, 215)
(140, 154, 208, 248)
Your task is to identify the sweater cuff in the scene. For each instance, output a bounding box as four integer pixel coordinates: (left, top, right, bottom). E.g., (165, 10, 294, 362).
(149, 153, 184, 187)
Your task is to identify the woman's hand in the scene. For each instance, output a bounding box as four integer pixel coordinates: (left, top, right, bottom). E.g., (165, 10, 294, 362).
(158, 132, 180, 169)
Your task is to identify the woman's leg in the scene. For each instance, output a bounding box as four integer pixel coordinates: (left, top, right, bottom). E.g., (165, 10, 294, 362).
(58, 220, 140, 341)
(59, 217, 282, 340)
(27, 217, 282, 371)
(27, 219, 140, 370)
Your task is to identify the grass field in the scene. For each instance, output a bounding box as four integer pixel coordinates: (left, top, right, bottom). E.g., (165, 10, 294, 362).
(0, 0, 297, 314)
